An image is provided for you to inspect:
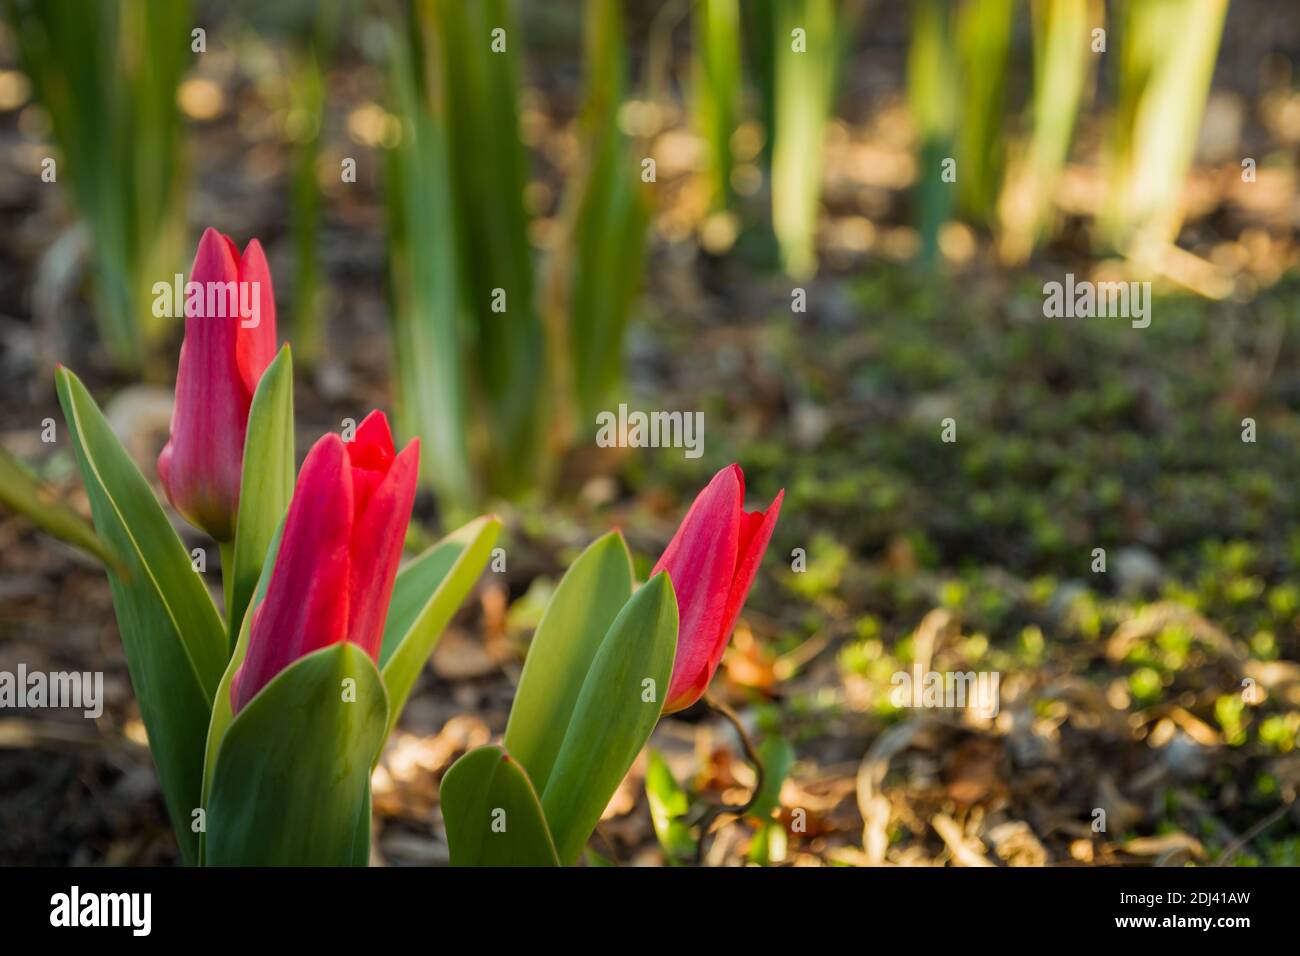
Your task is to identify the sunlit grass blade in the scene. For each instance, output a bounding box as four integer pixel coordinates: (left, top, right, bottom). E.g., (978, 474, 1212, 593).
(998, 0, 1095, 264)
(430, 0, 545, 497)
(907, 0, 957, 269)
(384, 11, 474, 513)
(770, 0, 858, 279)
(548, 0, 651, 431)
(1102, 0, 1228, 255)
(952, 0, 1014, 225)
(693, 0, 742, 212)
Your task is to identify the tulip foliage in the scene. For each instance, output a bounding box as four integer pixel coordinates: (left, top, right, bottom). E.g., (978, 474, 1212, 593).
(54, 229, 500, 865)
(441, 464, 782, 866)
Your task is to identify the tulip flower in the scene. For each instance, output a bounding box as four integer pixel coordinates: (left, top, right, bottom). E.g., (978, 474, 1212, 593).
(230, 412, 419, 713)
(654, 464, 783, 714)
(158, 227, 278, 541)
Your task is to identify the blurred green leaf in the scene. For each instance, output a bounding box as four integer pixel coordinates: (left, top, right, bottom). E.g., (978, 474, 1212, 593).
(441, 744, 560, 866)
(645, 748, 696, 865)
(771, 0, 860, 278)
(998, 0, 1092, 263)
(693, 0, 741, 211)
(432, 0, 545, 495)
(748, 735, 794, 821)
(385, 16, 474, 512)
(288, 48, 326, 366)
(559, 0, 651, 425)
(748, 818, 788, 866)
(953, 0, 1013, 223)
(8, 0, 190, 366)
(1103, 0, 1228, 251)
(908, 0, 957, 269)
(243, 0, 352, 366)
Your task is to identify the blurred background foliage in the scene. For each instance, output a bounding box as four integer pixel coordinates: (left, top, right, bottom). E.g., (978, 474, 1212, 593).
(2, 0, 1300, 867)
(3, 0, 1259, 514)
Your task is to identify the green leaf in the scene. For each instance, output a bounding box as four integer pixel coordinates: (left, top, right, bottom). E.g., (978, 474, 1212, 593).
(997, 0, 1092, 263)
(693, 0, 741, 212)
(771, 0, 855, 278)
(8, 0, 191, 367)
(204, 642, 388, 866)
(748, 735, 794, 820)
(352, 780, 373, 867)
(748, 817, 787, 866)
(200, 522, 282, 823)
(908, 0, 957, 268)
(55, 366, 227, 865)
(541, 571, 678, 865)
(504, 531, 634, 794)
(645, 748, 696, 865)
(441, 745, 560, 867)
(379, 514, 501, 741)
(432, 0, 545, 494)
(1102, 0, 1227, 251)
(562, 0, 650, 424)
(227, 344, 294, 644)
(952, 0, 1013, 223)
(0, 446, 124, 574)
(385, 22, 473, 511)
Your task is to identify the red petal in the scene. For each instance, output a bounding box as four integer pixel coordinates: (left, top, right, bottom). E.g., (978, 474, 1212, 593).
(157, 228, 247, 540)
(347, 410, 397, 521)
(231, 434, 354, 713)
(346, 437, 419, 660)
(655, 465, 744, 712)
(234, 238, 277, 396)
(704, 486, 783, 683)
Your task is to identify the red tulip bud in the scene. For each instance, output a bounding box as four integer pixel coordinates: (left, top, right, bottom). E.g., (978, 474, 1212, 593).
(231, 412, 419, 714)
(654, 464, 783, 714)
(158, 228, 278, 541)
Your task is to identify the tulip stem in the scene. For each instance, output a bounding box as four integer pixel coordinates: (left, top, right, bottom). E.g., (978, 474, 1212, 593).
(692, 693, 765, 865)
